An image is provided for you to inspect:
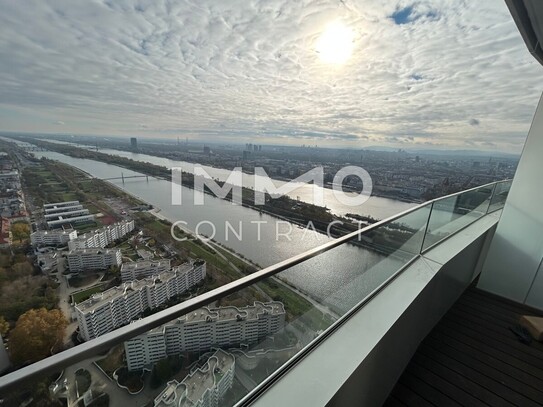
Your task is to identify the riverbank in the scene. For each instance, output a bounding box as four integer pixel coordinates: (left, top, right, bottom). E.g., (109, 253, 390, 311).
(23, 138, 373, 236)
(19, 146, 338, 328)
(92, 143, 421, 204)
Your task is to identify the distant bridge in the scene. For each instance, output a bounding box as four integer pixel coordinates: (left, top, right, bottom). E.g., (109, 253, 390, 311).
(101, 173, 150, 182)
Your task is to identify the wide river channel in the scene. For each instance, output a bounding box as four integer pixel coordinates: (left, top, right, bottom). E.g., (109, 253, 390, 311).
(28, 144, 416, 314)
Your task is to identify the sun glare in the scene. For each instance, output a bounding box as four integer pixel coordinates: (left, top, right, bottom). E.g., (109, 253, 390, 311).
(315, 21, 354, 65)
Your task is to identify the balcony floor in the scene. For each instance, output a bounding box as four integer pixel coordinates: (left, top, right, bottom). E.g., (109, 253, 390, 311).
(384, 285, 543, 407)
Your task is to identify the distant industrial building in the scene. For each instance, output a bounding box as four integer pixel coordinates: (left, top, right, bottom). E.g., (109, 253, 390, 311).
(30, 228, 77, 247)
(130, 137, 138, 150)
(76, 261, 206, 341)
(153, 349, 234, 407)
(68, 220, 135, 251)
(67, 248, 122, 273)
(43, 201, 95, 229)
(125, 301, 285, 371)
(121, 259, 171, 282)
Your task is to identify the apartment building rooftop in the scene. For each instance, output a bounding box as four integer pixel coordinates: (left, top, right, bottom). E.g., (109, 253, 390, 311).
(121, 259, 171, 272)
(168, 301, 285, 326)
(76, 263, 200, 312)
(154, 349, 234, 407)
(68, 248, 119, 256)
(43, 200, 81, 209)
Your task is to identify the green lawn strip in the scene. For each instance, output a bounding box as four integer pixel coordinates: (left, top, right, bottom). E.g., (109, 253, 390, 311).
(95, 345, 124, 378)
(71, 284, 105, 303)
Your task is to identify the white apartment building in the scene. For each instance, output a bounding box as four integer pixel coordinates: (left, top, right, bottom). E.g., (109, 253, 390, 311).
(47, 214, 96, 228)
(67, 248, 122, 273)
(44, 201, 81, 211)
(44, 204, 84, 215)
(121, 259, 172, 282)
(125, 301, 285, 371)
(68, 220, 135, 251)
(76, 261, 206, 341)
(30, 229, 77, 247)
(154, 349, 235, 407)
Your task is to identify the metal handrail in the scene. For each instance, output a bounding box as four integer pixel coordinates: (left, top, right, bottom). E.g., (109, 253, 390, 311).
(0, 179, 511, 391)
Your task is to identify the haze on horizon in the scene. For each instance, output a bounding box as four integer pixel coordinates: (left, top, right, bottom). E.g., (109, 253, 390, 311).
(0, 0, 541, 153)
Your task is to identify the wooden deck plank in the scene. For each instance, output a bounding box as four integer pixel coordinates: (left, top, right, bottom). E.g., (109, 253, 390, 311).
(404, 362, 491, 407)
(423, 337, 543, 404)
(442, 313, 543, 367)
(399, 372, 462, 407)
(391, 383, 435, 407)
(417, 345, 542, 407)
(384, 287, 543, 406)
(430, 326, 543, 382)
(411, 354, 514, 407)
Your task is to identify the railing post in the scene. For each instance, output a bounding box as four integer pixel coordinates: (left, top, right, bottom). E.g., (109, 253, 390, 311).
(419, 201, 434, 254)
(486, 183, 498, 214)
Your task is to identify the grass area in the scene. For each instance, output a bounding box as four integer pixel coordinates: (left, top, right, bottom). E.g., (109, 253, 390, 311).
(68, 273, 100, 288)
(299, 306, 335, 332)
(259, 279, 313, 319)
(96, 345, 124, 378)
(73, 222, 100, 233)
(140, 216, 235, 276)
(71, 284, 105, 303)
(213, 244, 258, 273)
(22, 159, 141, 229)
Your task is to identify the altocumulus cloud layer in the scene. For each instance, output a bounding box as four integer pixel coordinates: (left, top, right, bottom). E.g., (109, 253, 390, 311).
(0, 0, 542, 151)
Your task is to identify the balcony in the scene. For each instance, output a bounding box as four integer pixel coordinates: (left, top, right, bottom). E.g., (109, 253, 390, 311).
(385, 284, 543, 407)
(0, 180, 516, 406)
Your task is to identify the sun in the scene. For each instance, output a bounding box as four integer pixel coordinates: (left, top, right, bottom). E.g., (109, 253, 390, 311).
(315, 21, 354, 65)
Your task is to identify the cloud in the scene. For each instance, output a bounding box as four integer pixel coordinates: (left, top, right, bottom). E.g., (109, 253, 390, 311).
(54, 120, 65, 125)
(0, 0, 540, 152)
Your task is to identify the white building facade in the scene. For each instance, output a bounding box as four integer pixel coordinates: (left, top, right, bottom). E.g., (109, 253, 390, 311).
(42, 201, 94, 228)
(67, 248, 122, 272)
(68, 220, 135, 251)
(125, 301, 285, 371)
(76, 261, 206, 341)
(30, 229, 77, 247)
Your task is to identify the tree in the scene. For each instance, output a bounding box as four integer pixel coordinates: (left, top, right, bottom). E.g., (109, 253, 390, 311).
(150, 358, 172, 388)
(11, 222, 30, 243)
(9, 308, 67, 365)
(11, 261, 33, 278)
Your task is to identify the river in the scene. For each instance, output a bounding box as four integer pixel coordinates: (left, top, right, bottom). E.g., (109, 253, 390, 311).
(40, 139, 415, 219)
(21, 145, 412, 314)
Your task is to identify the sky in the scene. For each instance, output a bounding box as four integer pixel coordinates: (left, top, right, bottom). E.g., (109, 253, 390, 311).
(0, 0, 542, 152)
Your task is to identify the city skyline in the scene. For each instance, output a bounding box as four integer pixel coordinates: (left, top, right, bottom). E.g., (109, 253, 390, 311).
(0, 1, 542, 152)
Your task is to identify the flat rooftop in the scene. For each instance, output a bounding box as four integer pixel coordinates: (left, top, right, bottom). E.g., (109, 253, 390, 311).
(75, 264, 193, 311)
(44, 200, 80, 208)
(154, 349, 234, 407)
(32, 229, 75, 235)
(121, 259, 171, 271)
(385, 285, 543, 406)
(145, 301, 285, 332)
